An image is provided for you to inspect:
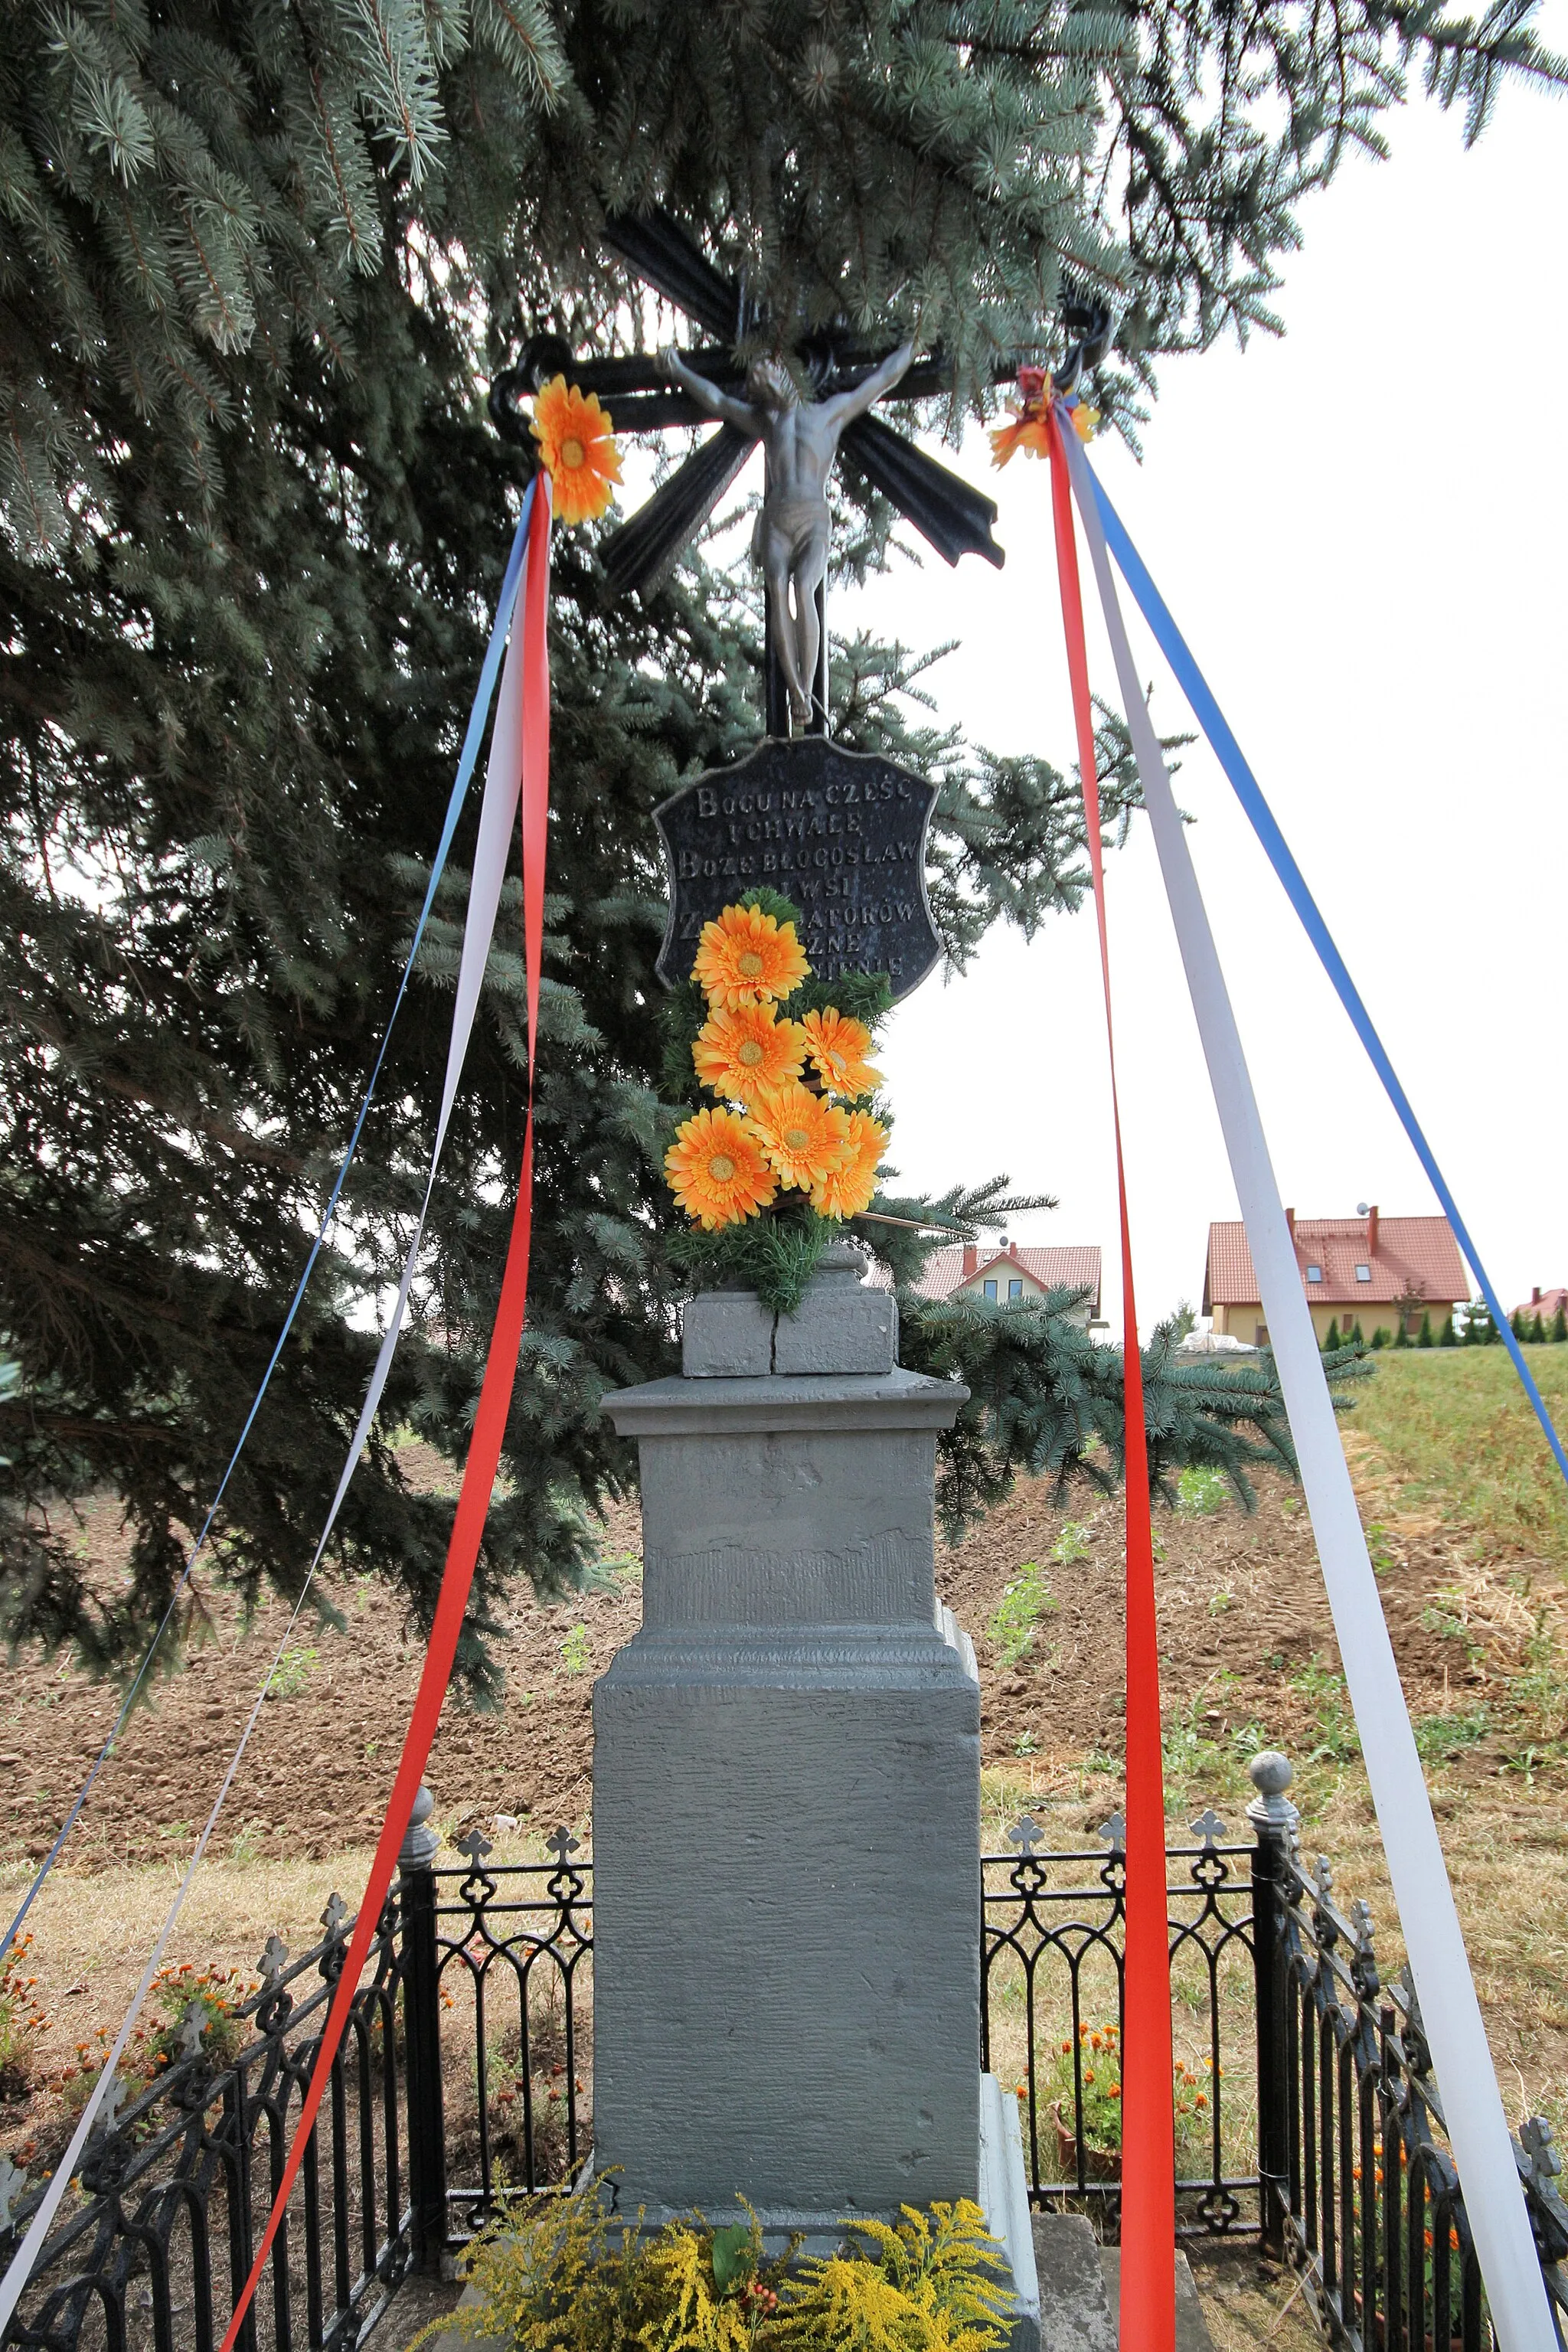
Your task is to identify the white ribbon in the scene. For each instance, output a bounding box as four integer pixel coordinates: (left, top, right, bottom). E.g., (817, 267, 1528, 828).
(1060, 421, 1555, 2352)
(0, 531, 538, 2334)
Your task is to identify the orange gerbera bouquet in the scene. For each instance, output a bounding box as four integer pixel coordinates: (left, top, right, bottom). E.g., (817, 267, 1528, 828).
(663, 891, 892, 1310)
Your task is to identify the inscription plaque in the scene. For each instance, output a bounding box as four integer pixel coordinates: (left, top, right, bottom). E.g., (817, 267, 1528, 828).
(653, 737, 942, 1000)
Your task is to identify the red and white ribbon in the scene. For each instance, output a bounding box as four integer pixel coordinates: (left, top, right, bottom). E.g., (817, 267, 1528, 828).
(0, 479, 551, 2341)
(1059, 416, 1556, 2352)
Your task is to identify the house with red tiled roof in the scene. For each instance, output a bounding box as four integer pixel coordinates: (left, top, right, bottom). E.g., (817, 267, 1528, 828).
(1203, 1207, 1466, 1347)
(910, 1240, 1102, 1322)
(1514, 1286, 1568, 1328)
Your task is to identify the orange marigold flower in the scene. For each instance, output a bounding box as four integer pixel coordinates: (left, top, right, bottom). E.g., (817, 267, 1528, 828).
(1084, 2069, 1096, 2086)
(749, 1082, 851, 1193)
(665, 1108, 777, 1230)
(692, 1002, 806, 1106)
(801, 1006, 882, 1096)
(810, 1109, 887, 1222)
(531, 376, 622, 525)
(694, 903, 809, 1009)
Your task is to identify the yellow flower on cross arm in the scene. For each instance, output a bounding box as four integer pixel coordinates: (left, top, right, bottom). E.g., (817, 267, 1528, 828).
(811, 1109, 887, 1222)
(665, 1107, 777, 1230)
(692, 903, 810, 1009)
(531, 376, 622, 524)
(749, 1081, 852, 1194)
(800, 1006, 882, 1097)
(692, 1002, 807, 1106)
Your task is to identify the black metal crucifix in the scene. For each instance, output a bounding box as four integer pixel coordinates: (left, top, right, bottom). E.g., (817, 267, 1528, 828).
(489, 211, 1020, 737)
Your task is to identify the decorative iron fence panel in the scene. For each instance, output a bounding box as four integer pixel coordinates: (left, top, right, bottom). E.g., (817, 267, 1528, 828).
(1263, 1806, 1568, 2352)
(0, 1896, 412, 2352)
(982, 1807, 1259, 2239)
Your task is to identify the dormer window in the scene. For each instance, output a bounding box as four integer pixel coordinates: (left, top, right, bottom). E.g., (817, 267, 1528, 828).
(1306, 1264, 1324, 1282)
(1355, 1264, 1371, 1282)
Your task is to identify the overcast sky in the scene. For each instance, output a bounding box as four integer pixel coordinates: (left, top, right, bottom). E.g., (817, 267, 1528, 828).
(815, 74, 1568, 1334)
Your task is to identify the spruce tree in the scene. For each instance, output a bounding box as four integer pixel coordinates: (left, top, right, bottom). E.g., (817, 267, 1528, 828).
(1530, 1312, 1547, 1344)
(1553, 1304, 1567, 1344)
(1324, 1318, 1342, 1353)
(3, 0, 1560, 1681)
(1419, 1315, 1436, 1348)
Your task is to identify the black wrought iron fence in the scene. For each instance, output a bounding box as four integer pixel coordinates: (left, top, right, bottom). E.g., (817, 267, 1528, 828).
(982, 1804, 1258, 2236)
(5, 1754, 1566, 2352)
(1253, 1759, 1568, 2352)
(0, 1889, 411, 2352)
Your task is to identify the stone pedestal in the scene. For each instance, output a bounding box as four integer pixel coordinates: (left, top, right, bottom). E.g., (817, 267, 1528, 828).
(592, 1250, 1038, 2344)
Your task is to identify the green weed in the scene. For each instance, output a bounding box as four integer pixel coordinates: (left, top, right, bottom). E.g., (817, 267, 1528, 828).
(1289, 1657, 1360, 1763)
(559, 1625, 592, 1675)
(1412, 1707, 1490, 1764)
(988, 1567, 1059, 1669)
(267, 1646, 319, 1698)
(1177, 1465, 1229, 1516)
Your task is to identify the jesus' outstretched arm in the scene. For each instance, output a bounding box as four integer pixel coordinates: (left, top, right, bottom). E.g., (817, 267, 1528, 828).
(818, 339, 915, 429)
(657, 346, 759, 435)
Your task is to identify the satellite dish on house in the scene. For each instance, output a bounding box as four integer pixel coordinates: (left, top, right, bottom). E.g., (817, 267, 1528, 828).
(1356, 1201, 1369, 1217)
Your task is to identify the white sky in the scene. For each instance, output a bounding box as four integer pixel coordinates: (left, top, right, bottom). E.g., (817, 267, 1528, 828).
(818, 75, 1568, 1334)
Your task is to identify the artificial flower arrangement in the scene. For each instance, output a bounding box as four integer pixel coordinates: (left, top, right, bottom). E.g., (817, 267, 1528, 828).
(662, 890, 893, 1314)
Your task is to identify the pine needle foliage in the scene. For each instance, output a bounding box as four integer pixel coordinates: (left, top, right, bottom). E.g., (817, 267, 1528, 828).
(1, 0, 1553, 1682)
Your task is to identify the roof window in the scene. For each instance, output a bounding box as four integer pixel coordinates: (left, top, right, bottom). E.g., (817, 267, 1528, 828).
(1355, 1263, 1370, 1282)
(1306, 1263, 1324, 1282)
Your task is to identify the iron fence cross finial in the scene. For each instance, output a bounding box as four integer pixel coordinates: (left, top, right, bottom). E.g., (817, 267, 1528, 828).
(1190, 1808, 1227, 1849)
(259, 1932, 289, 1984)
(321, 1891, 349, 1938)
(1008, 1815, 1044, 1857)
(456, 1828, 494, 1868)
(177, 2004, 207, 2063)
(1523, 2116, 1563, 2187)
(546, 1828, 580, 1864)
(1097, 1811, 1126, 1856)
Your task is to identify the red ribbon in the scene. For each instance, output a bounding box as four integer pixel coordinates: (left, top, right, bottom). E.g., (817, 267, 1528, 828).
(219, 479, 553, 2352)
(1047, 407, 1175, 2352)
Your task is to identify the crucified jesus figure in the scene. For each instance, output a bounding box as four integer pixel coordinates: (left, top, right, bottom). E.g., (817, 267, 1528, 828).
(658, 341, 916, 730)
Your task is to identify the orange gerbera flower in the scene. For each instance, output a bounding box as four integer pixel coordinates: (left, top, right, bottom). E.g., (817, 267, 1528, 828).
(665, 1107, 776, 1230)
(749, 1081, 851, 1194)
(692, 903, 809, 1009)
(801, 1006, 881, 1097)
(692, 1003, 807, 1107)
(811, 1109, 887, 1221)
(531, 376, 622, 524)
(990, 368, 1099, 466)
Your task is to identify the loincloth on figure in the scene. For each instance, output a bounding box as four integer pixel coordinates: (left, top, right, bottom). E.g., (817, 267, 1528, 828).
(752, 494, 831, 567)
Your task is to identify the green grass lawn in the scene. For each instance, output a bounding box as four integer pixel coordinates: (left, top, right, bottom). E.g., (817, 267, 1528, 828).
(1348, 1345, 1568, 1570)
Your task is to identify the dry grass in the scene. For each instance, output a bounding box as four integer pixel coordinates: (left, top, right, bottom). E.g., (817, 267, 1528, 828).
(1348, 1347, 1568, 1571)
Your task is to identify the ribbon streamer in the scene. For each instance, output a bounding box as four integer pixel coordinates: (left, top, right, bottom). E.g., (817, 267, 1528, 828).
(0, 493, 537, 1975)
(216, 475, 552, 2352)
(0, 486, 547, 2341)
(1046, 408, 1176, 2352)
(1060, 416, 1557, 2352)
(1077, 464, 1568, 1493)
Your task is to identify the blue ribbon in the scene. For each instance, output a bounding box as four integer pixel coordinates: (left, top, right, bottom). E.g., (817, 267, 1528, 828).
(1080, 455, 1568, 1491)
(1, 483, 537, 1967)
